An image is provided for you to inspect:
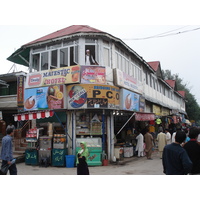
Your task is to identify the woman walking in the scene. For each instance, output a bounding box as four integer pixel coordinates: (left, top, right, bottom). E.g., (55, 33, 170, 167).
(77, 141, 90, 175)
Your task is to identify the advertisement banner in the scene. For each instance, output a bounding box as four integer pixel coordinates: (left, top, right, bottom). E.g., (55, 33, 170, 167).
(114, 68, 142, 94)
(24, 85, 64, 111)
(120, 88, 140, 111)
(80, 66, 106, 84)
(67, 84, 120, 109)
(25, 65, 80, 88)
(17, 75, 25, 111)
(153, 104, 161, 116)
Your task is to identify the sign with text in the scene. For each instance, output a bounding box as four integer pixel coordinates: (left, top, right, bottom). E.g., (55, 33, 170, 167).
(67, 84, 120, 109)
(25, 65, 80, 88)
(114, 68, 142, 94)
(17, 75, 25, 111)
(80, 66, 106, 84)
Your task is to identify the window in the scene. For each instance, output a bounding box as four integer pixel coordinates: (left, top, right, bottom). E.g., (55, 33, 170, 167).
(32, 54, 40, 71)
(85, 45, 98, 65)
(41, 52, 48, 71)
(51, 50, 57, 68)
(31, 40, 78, 71)
(104, 47, 110, 67)
(60, 48, 68, 67)
(0, 82, 17, 96)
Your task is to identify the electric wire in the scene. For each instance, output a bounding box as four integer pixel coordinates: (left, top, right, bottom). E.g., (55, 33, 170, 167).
(123, 26, 200, 40)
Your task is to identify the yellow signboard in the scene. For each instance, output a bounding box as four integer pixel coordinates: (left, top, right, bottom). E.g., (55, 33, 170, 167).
(67, 84, 120, 109)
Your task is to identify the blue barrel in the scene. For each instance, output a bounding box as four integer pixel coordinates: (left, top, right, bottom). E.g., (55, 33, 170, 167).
(65, 155, 75, 168)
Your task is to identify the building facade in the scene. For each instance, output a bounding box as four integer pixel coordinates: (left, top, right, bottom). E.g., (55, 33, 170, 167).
(7, 25, 187, 163)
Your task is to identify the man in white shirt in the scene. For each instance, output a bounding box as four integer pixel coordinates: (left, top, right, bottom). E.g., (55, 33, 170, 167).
(165, 129, 171, 144)
(85, 49, 97, 65)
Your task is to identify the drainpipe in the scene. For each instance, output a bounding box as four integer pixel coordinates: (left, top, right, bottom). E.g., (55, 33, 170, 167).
(107, 115, 111, 160)
(110, 111, 115, 161)
(72, 110, 76, 155)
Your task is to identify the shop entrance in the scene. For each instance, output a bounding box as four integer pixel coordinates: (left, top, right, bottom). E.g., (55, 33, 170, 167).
(113, 112, 136, 159)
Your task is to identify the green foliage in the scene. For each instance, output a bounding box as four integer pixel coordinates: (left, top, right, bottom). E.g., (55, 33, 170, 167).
(162, 69, 200, 122)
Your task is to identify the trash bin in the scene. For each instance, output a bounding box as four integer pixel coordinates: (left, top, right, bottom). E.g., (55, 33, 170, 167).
(65, 155, 75, 168)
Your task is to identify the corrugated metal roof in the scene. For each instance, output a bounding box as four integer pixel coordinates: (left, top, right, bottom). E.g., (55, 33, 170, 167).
(24, 25, 105, 46)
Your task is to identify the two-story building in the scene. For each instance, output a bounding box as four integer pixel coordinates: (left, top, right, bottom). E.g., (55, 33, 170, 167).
(7, 25, 187, 163)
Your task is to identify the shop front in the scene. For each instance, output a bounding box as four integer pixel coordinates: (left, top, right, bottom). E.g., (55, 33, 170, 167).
(66, 84, 120, 165)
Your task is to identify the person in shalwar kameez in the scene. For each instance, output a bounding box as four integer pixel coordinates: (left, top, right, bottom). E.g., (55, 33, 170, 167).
(157, 129, 167, 159)
(144, 128, 154, 160)
(135, 130, 144, 157)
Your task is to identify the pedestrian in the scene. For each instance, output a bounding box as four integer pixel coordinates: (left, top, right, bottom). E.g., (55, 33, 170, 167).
(135, 130, 144, 158)
(171, 131, 176, 143)
(0, 128, 17, 175)
(6, 122, 15, 131)
(144, 128, 154, 160)
(162, 130, 192, 175)
(165, 129, 171, 144)
(156, 128, 167, 159)
(77, 141, 90, 175)
(183, 127, 200, 175)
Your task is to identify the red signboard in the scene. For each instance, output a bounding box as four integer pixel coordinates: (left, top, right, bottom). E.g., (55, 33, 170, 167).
(135, 113, 155, 121)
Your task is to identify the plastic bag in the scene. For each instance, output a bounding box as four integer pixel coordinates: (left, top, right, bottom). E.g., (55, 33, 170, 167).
(0, 164, 10, 175)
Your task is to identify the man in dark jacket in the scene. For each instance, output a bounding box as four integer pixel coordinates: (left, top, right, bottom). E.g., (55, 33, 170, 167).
(0, 128, 17, 175)
(162, 130, 192, 175)
(183, 127, 200, 175)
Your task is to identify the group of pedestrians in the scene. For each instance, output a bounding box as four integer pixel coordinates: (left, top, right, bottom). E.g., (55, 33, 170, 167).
(135, 126, 200, 175)
(135, 128, 154, 160)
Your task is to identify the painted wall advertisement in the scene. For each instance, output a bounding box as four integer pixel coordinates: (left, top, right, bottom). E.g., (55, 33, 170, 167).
(25, 65, 80, 88)
(120, 88, 144, 112)
(81, 66, 106, 84)
(24, 85, 64, 111)
(114, 68, 142, 94)
(67, 84, 120, 109)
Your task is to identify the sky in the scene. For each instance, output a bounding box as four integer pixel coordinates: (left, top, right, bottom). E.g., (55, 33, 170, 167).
(0, 1, 200, 105)
(1, 0, 199, 194)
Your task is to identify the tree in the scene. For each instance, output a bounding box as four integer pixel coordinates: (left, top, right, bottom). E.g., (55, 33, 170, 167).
(162, 69, 200, 124)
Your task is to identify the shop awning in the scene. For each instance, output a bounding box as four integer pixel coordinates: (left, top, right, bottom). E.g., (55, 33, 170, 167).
(7, 47, 30, 67)
(14, 110, 54, 121)
(135, 112, 155, 121)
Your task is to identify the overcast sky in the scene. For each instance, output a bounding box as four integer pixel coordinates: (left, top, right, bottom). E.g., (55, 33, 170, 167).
(0, 1, 200, 105)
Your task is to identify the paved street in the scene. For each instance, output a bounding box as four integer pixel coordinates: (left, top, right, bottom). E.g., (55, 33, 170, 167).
(13, 150, 164, 175)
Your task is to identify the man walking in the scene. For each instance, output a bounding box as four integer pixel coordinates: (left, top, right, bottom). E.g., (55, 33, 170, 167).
(183, 127, 200, 175)
(156, 129, 167, 159)
(0, 128, 17, 175)
(162, 130, 192, 175)
(144, 128, 154, 160)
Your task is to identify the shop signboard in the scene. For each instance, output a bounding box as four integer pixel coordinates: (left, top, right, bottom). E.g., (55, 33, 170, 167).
(67, 84, 120, 109)
(120, 88, 140, 111)
(153, 104, 161, 116)
(25, 65, 80, 88)
(24, 85, 64, 111)
(114, 68, 142, 94)
(135, 113, 155, 121)
(161, 107, 170, 116)
(80, 66, 106, 84)
(17, 75, 25, 111)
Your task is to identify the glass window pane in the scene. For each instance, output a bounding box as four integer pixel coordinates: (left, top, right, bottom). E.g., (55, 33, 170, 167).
(41, 52, 48, 71)
(60, 48, 68, 67)
(32, 54, 40, 71)
(51, 50, 57, 68)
